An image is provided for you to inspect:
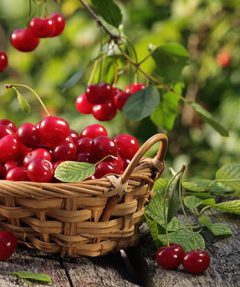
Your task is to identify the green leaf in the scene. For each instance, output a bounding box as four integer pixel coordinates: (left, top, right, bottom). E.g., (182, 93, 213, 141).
(145, 212, 160, 246)
(14, 88, 31, 113)
(154, 177, 168, 195)
(213, 200, 240, 215)
(167, 177, 180, 222)
(190, 102, 229, 137)
(184, 195, 215, 209)
(145, 193, 167, 226)
(158, 229, 205, 252)
(216, 163, 240, 192)
(11, 271, 52, 284)
(199, 215, 232, 236)
(167, 217, 184, 231)
(62, 69, 85, 92)
(151, 43, 189, 83)
(54, 161, 96, 183)
(92, 0, 122, 28)
(151, 90, 180, 131)
(123, 86, 160, 121)
(183, 179, 212, 192)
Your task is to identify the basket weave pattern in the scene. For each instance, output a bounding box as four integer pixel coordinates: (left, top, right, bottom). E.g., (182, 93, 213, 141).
(0, 134, 167, 257)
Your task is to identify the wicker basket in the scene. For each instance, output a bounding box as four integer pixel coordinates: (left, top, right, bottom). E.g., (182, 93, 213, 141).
(0, 133, 167, 257)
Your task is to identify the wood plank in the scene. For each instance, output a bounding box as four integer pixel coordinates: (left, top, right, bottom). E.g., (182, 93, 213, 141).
(126, 211, 240, 287)
(62, 252, 140, 287)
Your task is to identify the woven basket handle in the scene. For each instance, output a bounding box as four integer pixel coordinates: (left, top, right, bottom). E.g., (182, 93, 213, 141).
(121, 133, 168, 184)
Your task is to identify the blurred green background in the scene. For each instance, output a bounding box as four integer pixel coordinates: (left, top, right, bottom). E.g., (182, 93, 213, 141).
(0, 0, 239, 178)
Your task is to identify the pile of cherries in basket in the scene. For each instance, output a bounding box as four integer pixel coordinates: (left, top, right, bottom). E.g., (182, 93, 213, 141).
(0, 118, 139, 183)
(76, 82, 145, 121)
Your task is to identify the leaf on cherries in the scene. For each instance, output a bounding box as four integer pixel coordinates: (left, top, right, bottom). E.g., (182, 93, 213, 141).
(54, 161, 96, 183)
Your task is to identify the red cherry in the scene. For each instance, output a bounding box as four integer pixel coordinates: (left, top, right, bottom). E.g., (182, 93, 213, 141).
(38, 116, 70, 146)
(76, 153, 95, 163)
(183, 250, 210, 274)
(92, 136, 118, 161)
(17, 123, 41, 148)
(2, 161, 21, 178)
(107, 156, 124, 174)
(69, 129, 79, 143)
(75, 93, 94, 114)
(76, 137, 93, 154)
(23, 148, 52, 167)
(50, 13, 65, 37)
(6, 167, 28, 181)
(53, 161, 63, 171)
(0, 125, 15, 139)
(0, 51, 8, 72)
(122, 158, 131, 170)
(0, 135, 20, 163)
(52, 141, 77, 161)
(156, 243, 185, 270)
(80, 124, 108, 139)
(27, 159, 53, 182)
(29, 17, 55, 38)
(0, 231, 17, 261)
(113, 134, 139, 160)
(92, 101, 117, 121)
(10, 28, 39, 52)
(217, 52, 231, 68)
(86, 83, 113, 104)
(18, 143, 32, 160)
(114, 90, 131, 110)
(0, 120, 17, 132)
(93, 162, 115, 179)
(125, 83, 145, 94)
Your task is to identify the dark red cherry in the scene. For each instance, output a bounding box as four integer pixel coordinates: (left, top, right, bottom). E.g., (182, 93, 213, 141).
(50, 13, 65, 37)
(156, 243, 185, 270)
(93, 162, 115, 179)
(86, 83, 113, 104)
(92, 136, 118, 161)
(10, 28, 40, 52)
(29, 17, 55, 38)
(183, 250, 210, 274)
(38, 116, 70, 146)
(0, 231, 17, 261)
(76, 137, 93, 154)
(52, 141, 77, 161)
(17, 123, 41, 148)
(107, 156, 124, 174)
(18, 143, 32, 160)
(27, 159, 53, 182)
(113, 134, 139, 160)
(6, 167, 28, 181)
(0, 120, 17, 132)
(23, 148, 52, 167)
(125, 83, 145, 94)
(114, 90, 131, 110)
(0, 135, 20, 163)
(0, 125, 15, 139)
(2, 161, 21, 178)
(53, 161, 63, 171)
(122, 158, 131, 170)
(0, 51, 8, 72)
(69, 129, 79, 143)
(92, 101, 117, 121)
(75, 93, 93, 114)
(79, 124, 108, 139)
(76, 153, 95, 163)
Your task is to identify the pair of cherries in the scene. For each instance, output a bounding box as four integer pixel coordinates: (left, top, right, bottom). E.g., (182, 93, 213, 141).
(10, 13, 65, 52)
(0, 117, 139, 182)
(156, 243, 210, 274)
(76, 82, 145, 121)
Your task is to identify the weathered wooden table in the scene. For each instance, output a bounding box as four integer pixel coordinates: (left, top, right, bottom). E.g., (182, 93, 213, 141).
(0, 211, 239, 287)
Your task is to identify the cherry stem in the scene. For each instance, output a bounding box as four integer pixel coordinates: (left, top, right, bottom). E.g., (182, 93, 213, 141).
(163, 167, 185, 246)
(5, 84, 50, 117)
(178, 165, 198, 250)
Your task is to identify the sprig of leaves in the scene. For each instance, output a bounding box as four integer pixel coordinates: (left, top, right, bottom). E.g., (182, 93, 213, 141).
(4, 271, 52, 284)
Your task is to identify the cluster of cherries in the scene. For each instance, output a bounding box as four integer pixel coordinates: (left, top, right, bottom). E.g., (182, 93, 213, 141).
(0, 117, 139, 182)
(76, 82, 145, 121)
(0, 13, 65, 73)
(156, 243, 210, 274)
